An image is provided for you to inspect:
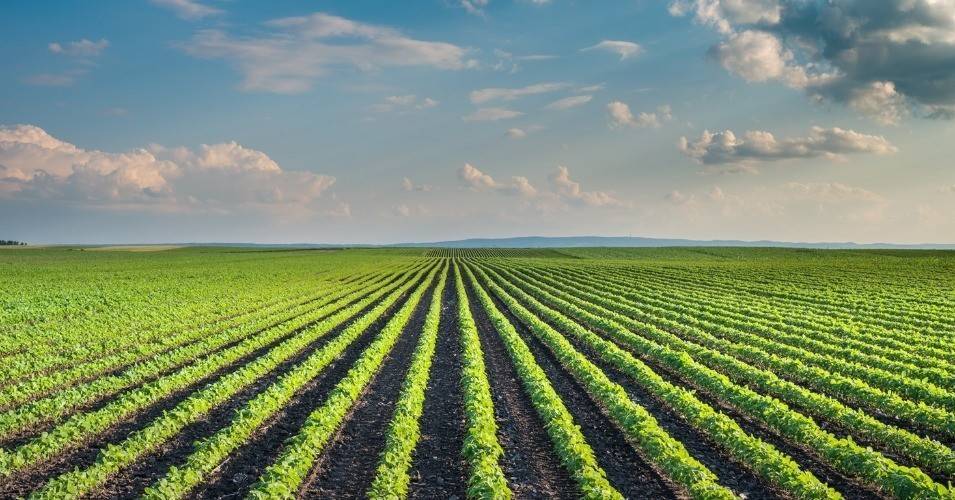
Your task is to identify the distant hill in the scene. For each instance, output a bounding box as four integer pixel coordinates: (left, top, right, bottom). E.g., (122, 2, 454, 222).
(389, 236, 955, 250)
(71, 236, 955, 250)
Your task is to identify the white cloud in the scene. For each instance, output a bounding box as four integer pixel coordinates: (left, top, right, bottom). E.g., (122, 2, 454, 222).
(711, 30, 829, 89)
(182, 13, 474, 94)
(545, 95, 593, 110)
(665, 190, 694, 205)
(671, 1, 955, 124)
(463, 107, 524, 122)
(459, 163, 501, 190)
(460, 0, 490, 16)
(679, 126, 897, 166)
(668, 0, 781, 34)
(458, 163, 537, 198)
(393, 203, 428, 217)
(577, 84, 606, 93)
(28, 39, 109, 87)
(402, 177, 434, 192)
(506, 128, 527, 139)
(151, 0, 222, 20)
(373, 95, 440, 112)
(550, 166, 625, 207)
(581, 40, 643, 60)
(23, 73, 80, 87)
(607, 102, 672, 128)
(848, 81, 909, 125)
(469, 82, 569, 104)
(456, 163, 626, 210)
(785, 182, 884, 203)
(48, 39, 109, 58)
(0, 124, 336, 213)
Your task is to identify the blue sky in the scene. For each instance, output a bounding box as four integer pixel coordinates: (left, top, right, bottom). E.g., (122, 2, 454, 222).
(1, 0, 954, 244)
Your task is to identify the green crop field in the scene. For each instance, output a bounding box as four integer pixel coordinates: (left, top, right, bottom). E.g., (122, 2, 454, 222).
(0, 246, 952, 499)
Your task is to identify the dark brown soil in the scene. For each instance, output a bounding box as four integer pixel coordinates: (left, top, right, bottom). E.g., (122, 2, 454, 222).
(0, 267, 429, 498)
(503, 266, 886, 499)
(463, 274, 578, 500)
(302, 278, 437, 497)
(113, 268, 435, 500)
(407, 266, 469, 499)
(476, 271, 681, 499)
(641, 339, 887, 500)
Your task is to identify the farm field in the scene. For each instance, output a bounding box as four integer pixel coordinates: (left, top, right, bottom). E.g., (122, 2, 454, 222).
(0, 246, 953, 499)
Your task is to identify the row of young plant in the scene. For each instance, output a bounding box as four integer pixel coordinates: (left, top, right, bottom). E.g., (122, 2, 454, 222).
(460, 264, 626, 500)
(0, 263, 432, 479)
(27, 264, 437, 499)
(605, 264, 955, 370)
(466, 264, 741, 499)
(475, 263, 840, 499)
(615, 262, 955, 354)
(0, 266, 409, 414)
(0, 287, 313, 385)
(0, 260, 420, 389)
(571, 266, 955, 399)
(245, 266, 443, 498)
(523, 265, 955, 438)
(140, 264, 443, 499)
(450, 262, 512, 499)
(591, 264, 955, 380)
(366, 262, 450, 497)
(661, 257, 955, 323)
(0, 251, 358, 362)
(624, 262, 955, 345)
(494, 263, 955, 491)
(0, 265, 417, 443)
(512, 263, 955, 478)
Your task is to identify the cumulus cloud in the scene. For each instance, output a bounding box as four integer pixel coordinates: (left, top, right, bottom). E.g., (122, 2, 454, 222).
(607, 102, 672, 128)
(48, 39, 109, 58)
(581, 40, 643, 60)
(670, 0, 955, 122)
(469, 82, 569, 104)
(181, 13, 474, 93)
(505, 128, 527, 139)
(848, 81, 909, 125)
(679, 126, 897, 166)
(150, 0, 222, 20)
(545, 95, 593, 110)
(710, 30, 829, 89)
(401, 177, 434, 192)
(550, 166, 625, 207)
(463, 107, 524, 122)
(458, 163, 537, 198)
(668, 0, 782, 34)
(457, 163, 624, 209)
(0, 124, 336, 213)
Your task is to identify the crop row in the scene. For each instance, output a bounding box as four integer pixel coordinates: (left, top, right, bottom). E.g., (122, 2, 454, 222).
(473, 263, 839, 499)
(141, 263, 443, 499)
(1, 262, 433, 486)
(484, 261, 955, 493)
(518, 264, 955, 438)
(246, 263, 442, 498)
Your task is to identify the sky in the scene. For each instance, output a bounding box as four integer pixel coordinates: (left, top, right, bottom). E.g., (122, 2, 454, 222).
(1, 0, 954, 245)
